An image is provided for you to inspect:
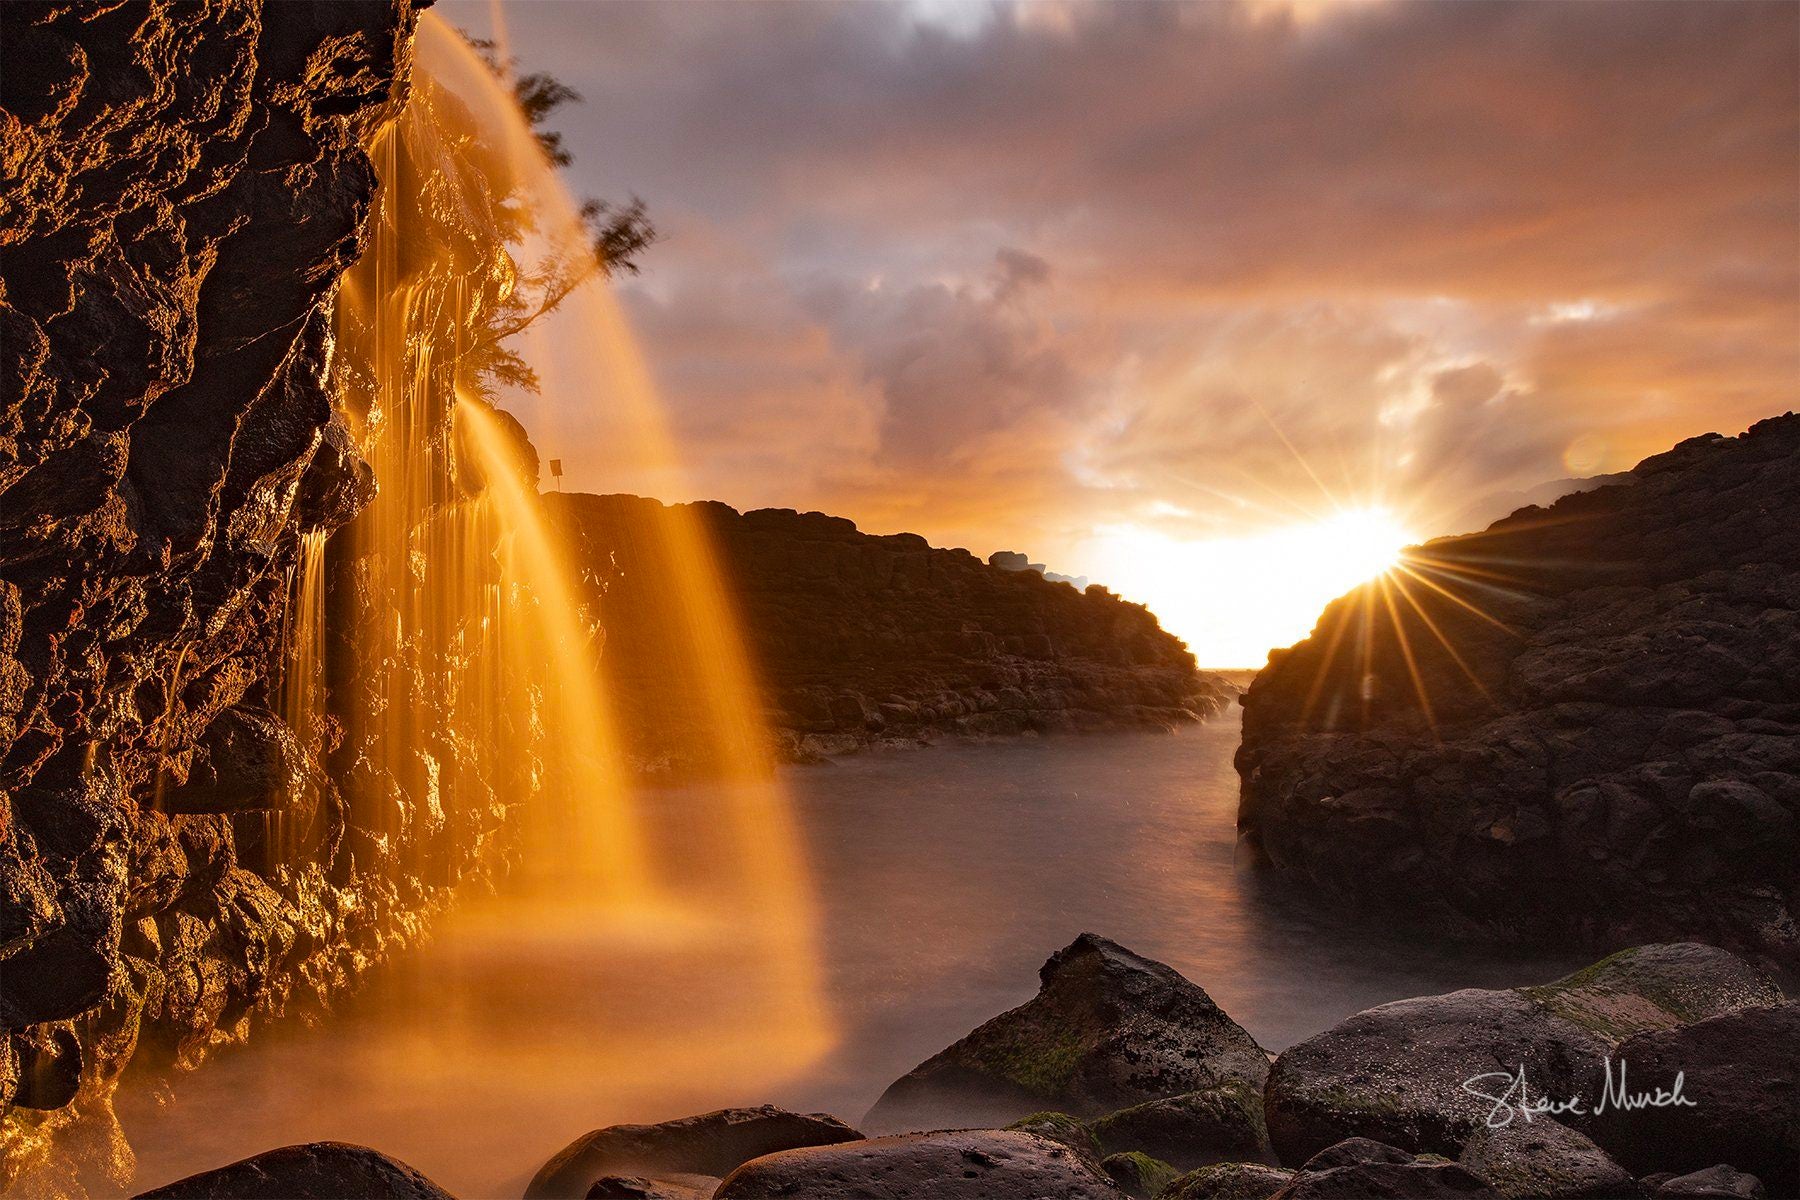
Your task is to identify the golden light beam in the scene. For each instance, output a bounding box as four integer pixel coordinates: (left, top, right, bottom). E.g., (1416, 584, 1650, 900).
(1386, 564, 1496, 708)
(1394, 561, 1523, 637)
(1376, 574, 1438, 737)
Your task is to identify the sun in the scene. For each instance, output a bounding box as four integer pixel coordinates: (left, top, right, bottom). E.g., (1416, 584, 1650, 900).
(1310, 506, 1414, 586)
(1078, 505, 1417, 668)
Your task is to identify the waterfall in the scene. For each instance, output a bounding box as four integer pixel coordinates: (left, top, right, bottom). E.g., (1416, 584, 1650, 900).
(311, 9, 833, 1076)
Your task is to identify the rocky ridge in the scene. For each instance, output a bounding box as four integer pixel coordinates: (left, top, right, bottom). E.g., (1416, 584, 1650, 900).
(1237, 414, 1800, 963)
(545, 494, 1234, 770)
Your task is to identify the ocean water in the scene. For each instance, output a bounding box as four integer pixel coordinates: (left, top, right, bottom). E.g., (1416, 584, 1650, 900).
(94, 712, 1589, 1197)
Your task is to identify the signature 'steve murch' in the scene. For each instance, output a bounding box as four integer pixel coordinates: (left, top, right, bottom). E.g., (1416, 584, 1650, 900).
(1462, 1059, 1698, 1129)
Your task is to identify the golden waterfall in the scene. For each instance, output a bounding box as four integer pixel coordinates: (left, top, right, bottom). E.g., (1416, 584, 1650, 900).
(322, 11, 833, 1083)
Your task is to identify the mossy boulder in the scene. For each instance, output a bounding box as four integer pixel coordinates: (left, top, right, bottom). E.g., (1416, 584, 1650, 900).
(1457, 1119, 1636, 1199)
(1264, 944, 1778, 1164)
(1094, 1083, 1273, 1170)
(1159, 1163, 1294, 1200)
(1104, 1150, 1182, 1198)
(865, 933, 1268, 1131)
(1007, 1111, 1104, 1163)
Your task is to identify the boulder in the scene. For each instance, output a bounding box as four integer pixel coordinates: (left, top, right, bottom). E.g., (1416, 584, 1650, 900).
(1161, 1163, 1295, 1200)
(1652, 1165, 1767, 1199)
(1303, 1140, 1417, 1171)
(132, 1142, 454, 1200)
(1264, 944, 1780, 1162)
(580, 1175, 717, 1200)
(1457, 1118, 1637, 1199)
(1092, 1084, 1274, 1170)
(713, 1129, 1124, 1199)
(525, 1106, 863, 1199)
(865, 934, 1269, 1131)
(1271, 1160, 1501, 1199)
(1103, 1150, 1182, 1198)
(1005, 1111, 1104, 1162)
(1587, 1003, 1799, 1193)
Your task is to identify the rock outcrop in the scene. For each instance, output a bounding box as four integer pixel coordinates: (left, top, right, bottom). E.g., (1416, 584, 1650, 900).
(1237, 414, 1800, 962)
(1262, 943, 1780, 1163)
(713, 1129, 1125, 1199)
(1163, 1162, 1295, 1199)
(1587, 1002, 1799, 1193)
(133, 1141, 455, 1200)
(544, 496, 1233, 769)
(1272, 1139, 1500, 1198)
(525, 1106, 864, 1200)
(864, 933, 1269, 1134)
(0, 0, 488, 1126)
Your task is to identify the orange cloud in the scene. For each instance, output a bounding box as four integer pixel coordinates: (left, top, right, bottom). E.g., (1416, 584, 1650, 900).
(444, 0, 1797, 608)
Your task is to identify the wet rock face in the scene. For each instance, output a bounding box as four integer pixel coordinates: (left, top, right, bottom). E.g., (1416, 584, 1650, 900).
(0, 0, 421, 1110)
(1236, 414, 1800, 962)
(864, 933, 1269, 1133)
(545, 495, 1234, 770)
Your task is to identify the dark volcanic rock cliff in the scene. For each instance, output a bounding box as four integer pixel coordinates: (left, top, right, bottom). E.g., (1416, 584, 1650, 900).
(1237, 414, 1800, 964)
(0, 0, 427, 1120)
(546, 495, 1231, 767)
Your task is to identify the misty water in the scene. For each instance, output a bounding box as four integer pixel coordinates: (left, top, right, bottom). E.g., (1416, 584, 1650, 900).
(104, 713, 1589, 1197)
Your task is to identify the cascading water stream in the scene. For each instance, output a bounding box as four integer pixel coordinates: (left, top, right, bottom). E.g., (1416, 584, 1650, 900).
(321, 7, 832, 1076)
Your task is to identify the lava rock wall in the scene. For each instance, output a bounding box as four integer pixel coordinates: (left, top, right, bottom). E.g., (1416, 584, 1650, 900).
(548, 494, 1233, 769)
(1237, 414, 1800, 964)
(0, 0, 424, 1114)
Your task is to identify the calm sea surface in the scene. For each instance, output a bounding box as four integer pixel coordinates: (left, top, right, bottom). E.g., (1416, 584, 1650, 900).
(81, 712, 1587, 1197)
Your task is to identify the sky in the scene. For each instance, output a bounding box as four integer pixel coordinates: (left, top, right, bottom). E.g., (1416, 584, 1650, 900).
(438, 0, 1798, 665)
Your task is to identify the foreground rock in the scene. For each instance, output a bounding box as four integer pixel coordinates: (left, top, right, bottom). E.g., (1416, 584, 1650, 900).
(1588, 1002, 1799, 1193)
(1092, 1086, 1274, 1170)
(546, 495, 1235, 770)
(1651, 1165, 1767, 1198)
(525, 1106, 862, 1199)
(1163, 1162, 1295, 1199)
(864, 933, 1269, 1132)
(1457, 1119, 1636, 1199)
(1264, 944, 1779, 1162)
(1272, 1138, 1500, 1198)
(133, 1142, 454, 1200)
(1237, 414, 1800, 962)
(713, 1129, 1123, 1199)
(1101, 1150, 1181, 1198)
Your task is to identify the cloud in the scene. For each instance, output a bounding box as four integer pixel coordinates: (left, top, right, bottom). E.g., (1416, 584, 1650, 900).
(442, 0, 1798, 566)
